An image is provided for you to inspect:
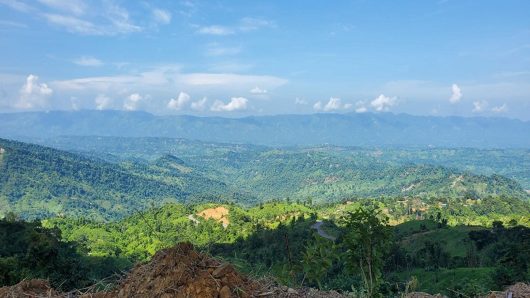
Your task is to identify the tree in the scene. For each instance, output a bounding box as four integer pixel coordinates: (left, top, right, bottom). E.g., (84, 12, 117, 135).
(342, 205, 391, 297)
(301, 234, 336, 289)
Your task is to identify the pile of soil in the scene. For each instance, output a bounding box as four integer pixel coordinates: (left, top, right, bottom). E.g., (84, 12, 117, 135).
(90, 242, 260, 298)
(0, 243, 347, 297)
(485, 282, 530, 298)
(197, 206, 230, 228)
(0, 279, 58, 298)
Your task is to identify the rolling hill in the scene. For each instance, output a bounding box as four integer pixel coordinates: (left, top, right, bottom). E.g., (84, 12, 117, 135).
(0, 139, 240, 220)
(0, 138, 528, 221)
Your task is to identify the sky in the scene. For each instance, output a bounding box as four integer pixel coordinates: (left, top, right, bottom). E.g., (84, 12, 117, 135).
(0, 0, 529, 120)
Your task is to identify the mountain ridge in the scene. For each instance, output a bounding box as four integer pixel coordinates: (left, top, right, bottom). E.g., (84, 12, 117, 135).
(1, 110, 529, 148)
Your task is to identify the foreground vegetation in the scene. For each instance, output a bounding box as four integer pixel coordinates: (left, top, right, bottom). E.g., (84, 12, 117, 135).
(1, 199, 528, 297)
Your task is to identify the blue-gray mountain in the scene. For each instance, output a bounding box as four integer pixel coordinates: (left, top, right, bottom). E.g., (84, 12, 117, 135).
(1, 110, 529, 148)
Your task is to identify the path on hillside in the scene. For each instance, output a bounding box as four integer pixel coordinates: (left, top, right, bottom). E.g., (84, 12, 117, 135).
(311, 220, 337, 241)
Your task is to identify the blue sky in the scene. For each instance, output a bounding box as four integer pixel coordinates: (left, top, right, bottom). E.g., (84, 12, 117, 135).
(1, 0, 529, 119)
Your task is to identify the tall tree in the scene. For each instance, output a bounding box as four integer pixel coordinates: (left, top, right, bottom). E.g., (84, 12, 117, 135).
(342, 206, 390, 297)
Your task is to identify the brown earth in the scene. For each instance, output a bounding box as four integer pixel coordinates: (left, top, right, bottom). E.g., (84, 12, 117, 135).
(0, 243, 348, 298)
(197, 206, 230, 228)
(483, 282, 530, 298)
(0, 279, 58, 298)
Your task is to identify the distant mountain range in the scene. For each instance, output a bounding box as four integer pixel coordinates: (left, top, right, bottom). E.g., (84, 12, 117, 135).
(1, 110, 529, 148)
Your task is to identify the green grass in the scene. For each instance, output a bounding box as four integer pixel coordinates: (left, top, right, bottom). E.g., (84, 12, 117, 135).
(390, 267, 496, 296)
(397, 222, 486, 257)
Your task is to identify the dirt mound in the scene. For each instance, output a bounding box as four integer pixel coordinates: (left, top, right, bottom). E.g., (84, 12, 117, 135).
(85, 242, 348, 298)
(0, 279, 58, 298)
(484, 282, 530, 298)
(0, 243, 349, 298)
(197, 206, 230, 228)
(87, 242, 257, 298)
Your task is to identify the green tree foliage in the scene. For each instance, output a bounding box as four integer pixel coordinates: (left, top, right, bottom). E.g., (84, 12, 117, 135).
(342, 206, 391, 297)
(302, 235, 336, 289)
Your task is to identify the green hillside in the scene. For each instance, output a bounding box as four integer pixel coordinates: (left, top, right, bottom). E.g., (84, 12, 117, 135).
(1, 138, 528, 221)
(0, 139, 239, 220)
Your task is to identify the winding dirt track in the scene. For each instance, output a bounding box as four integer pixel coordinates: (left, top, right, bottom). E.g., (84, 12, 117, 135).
(311, 220, 336, 241)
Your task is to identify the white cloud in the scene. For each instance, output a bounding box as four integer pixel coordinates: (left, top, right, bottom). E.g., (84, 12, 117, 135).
(73, 56, 103, 67)
(95, 94, 111, 110)
(295, 98, 307, 105)
(0, 20, 28, 28)
(0, 0, 33, 13)
(250, 86, 267, 94)
(211, 97, 248, 112)
(491, 103, 508, 113)
(197, 25, 234, 35)
(52, 67, 287, 95)
(123, 93, 142, 111)
(370, 94, 396, 112)
(355, 101, 367, 113)
(191, 97, 208, 111)
(197, 17, 273, 36)
(313, 97, 355, 112)
(37, 0, 87, 16)
(355, 106, 367, 113)
(472, 100, 488, 113)
(239, 17, 274, 31)
(167, 92, 190, 110)
(43, 13, 100, 34)
(152, 8, 171, 24)
(450, 83, 462, 103)
(178, 73, 287, 88)
(16, 74, 53, 109)
(323, 97, 343, 111)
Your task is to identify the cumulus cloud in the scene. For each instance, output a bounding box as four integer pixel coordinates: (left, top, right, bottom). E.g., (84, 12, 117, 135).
(123, 93, 142, 110)
(191, 97, 208, 111)
(211, 97, 248, 112)
(472, 100, 488, 113)
(450, 83, 462, 103)
(295, 98, 308, 105)
(370, 94, 396, 112)
(73, 56, 103, 67)
(95, 94, 111, 110)
(152, 8, 171, 24)
(250, 86, 267, 94)
(491, 103, 508, 113)
(167, 92, 191, 110)
(355, 101, 367, 113)
(16, 74, 53, 109)
(313, 97, 352, 112)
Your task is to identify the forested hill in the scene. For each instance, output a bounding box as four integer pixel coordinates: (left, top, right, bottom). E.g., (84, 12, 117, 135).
(0, 138, 239, 220)
(1, 110, 529, 148)
(1, 138, 528, 221)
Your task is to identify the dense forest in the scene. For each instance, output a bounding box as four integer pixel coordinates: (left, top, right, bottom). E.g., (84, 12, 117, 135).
(1, 138, 528, 220)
